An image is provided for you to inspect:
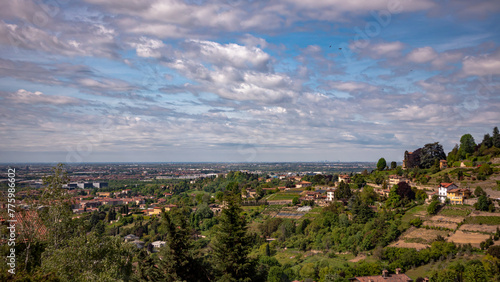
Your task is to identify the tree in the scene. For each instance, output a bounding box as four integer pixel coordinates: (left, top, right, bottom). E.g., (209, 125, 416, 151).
(482, 133, 493, 148)
(385, 186, 401, 208)
(335, 181, 352, 200)
(447, 144, 460, 164)
(211, 182, 254, 281)
(474, 186, 486, 197)
(420, 142, 446, 169)
(377, 158, 387, 171)
(41, 233, 133, 281)
(493, 127, 500, 148)
(475, 195, 492, 211)
(390, 161, 397, 170)
(157, 209, 202, 281)
(38, 164, 75, 250)
(459, 134, 476, 159)
(396, 182, 415, 201)
(428, 200, 440, 215)
(268, 266, 285, 282)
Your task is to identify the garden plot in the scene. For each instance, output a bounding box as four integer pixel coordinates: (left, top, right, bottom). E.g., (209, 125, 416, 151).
(447, 230, 490, 247)
(402, 227, 450, 243)
(388, 240, 429, 250)
(275, 206, 307, 219)
(469, 211, 499, 217)
(429, 215, 465, 224)
(459, 224, 498, 233)
(422, 221, 458, 230)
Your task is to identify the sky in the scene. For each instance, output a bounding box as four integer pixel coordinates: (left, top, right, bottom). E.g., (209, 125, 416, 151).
(0, 0, 499, 163)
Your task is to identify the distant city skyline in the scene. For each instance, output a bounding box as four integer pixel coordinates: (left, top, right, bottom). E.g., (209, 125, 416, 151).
(1, 0, 499, 163)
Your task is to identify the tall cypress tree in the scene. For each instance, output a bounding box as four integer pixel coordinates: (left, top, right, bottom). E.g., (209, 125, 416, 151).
(211, 182, 254, 281)
(493, 127, 500, 148)
(158, 209, 202, 281)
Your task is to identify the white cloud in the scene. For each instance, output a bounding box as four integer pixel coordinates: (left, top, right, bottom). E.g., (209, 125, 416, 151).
(4, 89, 82, 105)
(462, 50, 500, 76)
(130, 37, 165, 58)
(328, 81, 378, 93)
(407, 46, 438, 63)
(189, 40, 271, 71)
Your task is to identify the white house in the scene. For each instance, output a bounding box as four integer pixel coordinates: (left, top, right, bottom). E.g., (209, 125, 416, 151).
(438, 183, 458, 203)
(326, 190, 335, 201)
(151, 240, 166, 252)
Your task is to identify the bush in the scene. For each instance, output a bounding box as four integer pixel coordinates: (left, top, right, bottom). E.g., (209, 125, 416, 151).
(410, 218, 423, 228)
(427, 201, 440, 215)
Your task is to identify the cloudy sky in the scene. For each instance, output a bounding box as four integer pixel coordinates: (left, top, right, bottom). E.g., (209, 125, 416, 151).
(1, 0, 499, 163)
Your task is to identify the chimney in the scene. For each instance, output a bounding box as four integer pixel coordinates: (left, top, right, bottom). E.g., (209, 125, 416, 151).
(395, 268, 402, 274)
(382, 269, 389, 278)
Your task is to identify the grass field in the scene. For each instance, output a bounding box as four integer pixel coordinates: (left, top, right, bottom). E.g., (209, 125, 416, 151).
(406, 256, 482, 280)
(463, 216, 500, 225)
(438, 208, 471, 217)
(401, 205, 428, 223)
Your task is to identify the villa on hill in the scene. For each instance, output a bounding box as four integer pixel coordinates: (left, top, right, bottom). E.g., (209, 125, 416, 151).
(438, 183, 458, 203)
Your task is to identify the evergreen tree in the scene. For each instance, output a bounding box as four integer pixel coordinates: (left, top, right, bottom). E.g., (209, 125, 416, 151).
(459, 134, 476, 159)
(390, 161, 397, 170)
(157, 208, 203, 281)
(39, 164, 75, 249)
(377, 158, 387, 171)
(493, 127, 500, 148)
(482, 133, 493, 148)
(211, 182, 254, 281)
(335, 181, 352, 200)
(447, 144, 459, 164)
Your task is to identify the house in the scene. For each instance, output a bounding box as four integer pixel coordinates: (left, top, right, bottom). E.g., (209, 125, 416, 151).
(388, 175, 408, 186)
(151, 241, 166, 252)
(124, 234, 139, 242)
(440, 160, 448, 169)
(143, 207, 163, 216)
(349, 268, 413, 282)
(338, 174, 351, 184)
(296, 181, 312, 188)
(96, 192, 112, 197)
(326, 189, 336, 201)
(447, 188, 471, 205)
(438, 183, 458, 203)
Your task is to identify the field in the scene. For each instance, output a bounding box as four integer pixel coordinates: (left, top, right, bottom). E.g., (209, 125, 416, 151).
(422, 220, 458, 230)
(429, 215, 464, 224)
(447, 230, 490, 247)
(401, 205, 428, 223)
(388, 240, 429, 250)
(463, 216, 500, 225)
(438, 207, 471, 217)
(459, 224, 498, 233)
(402, 227, 450, 244)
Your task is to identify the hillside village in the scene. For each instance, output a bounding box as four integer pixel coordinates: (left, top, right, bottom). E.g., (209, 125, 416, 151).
(1, 128, 500, 281)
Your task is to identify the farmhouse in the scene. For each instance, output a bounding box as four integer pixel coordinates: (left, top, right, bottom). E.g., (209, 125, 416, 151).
(388, 175, 408, 186)
(296, 181, 312, 188)
(438, 183, 458, 203)
(447, 188, 471, 205)
(338, 174, 351, 184)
